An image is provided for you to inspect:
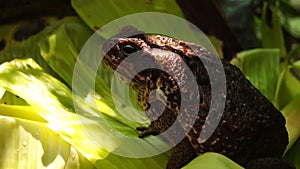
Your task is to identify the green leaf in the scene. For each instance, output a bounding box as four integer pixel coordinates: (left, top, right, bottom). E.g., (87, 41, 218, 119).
(285, 16, 300, 38)
(0, 19, 53, 49)
(39, 17, 93, 87)
(182, 152, 243, 169)
(294, 60, 300, 69)
(0, 115, 95, 169)
(71, 0, 212, 51)
(0, 104, 45, 122)
(0, 17, 62, 75)
(275, 66, 300, 109)
(288, 43, 300, 62)
(0, 90, 28, 105)
(281, 93, 300, 150)
(0, 16, 93, 84)
(261, 3, 286, 57)
(280, 0, 300, 38)
(71, 0, 184, 30)
(231, 48, 281, 102)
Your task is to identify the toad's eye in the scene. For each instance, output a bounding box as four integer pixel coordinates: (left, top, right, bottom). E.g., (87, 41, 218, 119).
(121, 44, 138, 56)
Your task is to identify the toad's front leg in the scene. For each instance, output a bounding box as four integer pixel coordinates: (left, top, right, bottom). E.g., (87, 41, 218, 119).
(138, 123, 197, 169)
(137, 122, 160, 138)
(137, 106, 178, 137)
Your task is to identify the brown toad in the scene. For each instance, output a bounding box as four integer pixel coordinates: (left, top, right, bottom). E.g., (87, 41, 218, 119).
(102, 26, 292, 169)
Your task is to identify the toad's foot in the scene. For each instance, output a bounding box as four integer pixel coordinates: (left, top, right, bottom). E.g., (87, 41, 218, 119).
(137, 125, 160, 138)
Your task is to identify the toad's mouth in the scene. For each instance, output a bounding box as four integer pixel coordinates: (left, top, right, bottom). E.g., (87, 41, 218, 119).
(102, 52, 121, 69)
(103, 54, 147, 86)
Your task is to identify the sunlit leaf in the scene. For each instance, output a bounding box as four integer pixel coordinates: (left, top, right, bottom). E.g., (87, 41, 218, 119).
(0, 104, 45, 123)
(0, 90, 28, 105)
(0, 115, 94, 169)
(182, 152, 243, 169)
(0, 58, 169, 169)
